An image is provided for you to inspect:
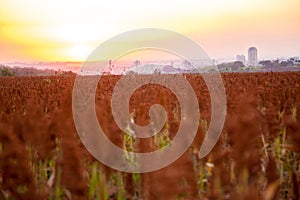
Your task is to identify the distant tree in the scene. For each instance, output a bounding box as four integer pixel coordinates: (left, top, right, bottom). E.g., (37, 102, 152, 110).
(126, 70, 137, 75)
(0, 67, 15, 76)
(259, 60, 272, 68)
(217, 61, 244, 71)
(280, 61, 290, 67)
(259, 60, 293, 69)
(62, 70, 75, 75)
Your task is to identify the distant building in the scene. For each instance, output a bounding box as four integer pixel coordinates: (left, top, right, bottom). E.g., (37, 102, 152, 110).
(182, 60, 191, 70)
(236, 54, 246, 65)
(133, 60, 141, 67)
(289, 57, 300, 65)
(248, 47, 258, 66)
(133, 60, 141, 73)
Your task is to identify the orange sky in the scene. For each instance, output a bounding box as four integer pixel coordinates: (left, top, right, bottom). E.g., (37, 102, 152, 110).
(0, 0, 299, 62)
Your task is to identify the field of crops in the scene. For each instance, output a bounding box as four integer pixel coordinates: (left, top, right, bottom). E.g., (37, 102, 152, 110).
(0, 72, 300, 199)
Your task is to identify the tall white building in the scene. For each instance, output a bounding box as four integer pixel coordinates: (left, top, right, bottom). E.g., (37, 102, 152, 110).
(236, 54, 246, 65)
(248, 47, 257, 66)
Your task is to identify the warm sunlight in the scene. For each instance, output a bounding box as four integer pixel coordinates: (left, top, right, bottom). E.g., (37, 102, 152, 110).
(0, 0, 299, 61)
(66, 44, 94, 61)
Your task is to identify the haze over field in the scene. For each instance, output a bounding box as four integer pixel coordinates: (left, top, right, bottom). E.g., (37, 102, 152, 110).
(0, 0, 300, 62)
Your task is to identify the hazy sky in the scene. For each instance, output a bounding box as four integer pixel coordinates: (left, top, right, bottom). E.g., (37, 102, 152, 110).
(0, 0, 299, 62)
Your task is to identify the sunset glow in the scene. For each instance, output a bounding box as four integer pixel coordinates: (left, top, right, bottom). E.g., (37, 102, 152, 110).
(0, 0, 299, 62)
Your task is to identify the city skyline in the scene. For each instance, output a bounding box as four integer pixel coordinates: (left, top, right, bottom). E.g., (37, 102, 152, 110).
(1, 0, 300, 62)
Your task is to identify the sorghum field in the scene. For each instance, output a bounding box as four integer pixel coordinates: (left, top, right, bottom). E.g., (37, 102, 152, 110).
(0, 72, 300, 200)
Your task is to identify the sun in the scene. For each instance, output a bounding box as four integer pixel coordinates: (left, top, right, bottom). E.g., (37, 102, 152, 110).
(66, 44, 94, 61)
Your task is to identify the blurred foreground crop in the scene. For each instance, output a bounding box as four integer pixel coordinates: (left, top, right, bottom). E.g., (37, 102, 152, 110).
(0, 72, 300, 199)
